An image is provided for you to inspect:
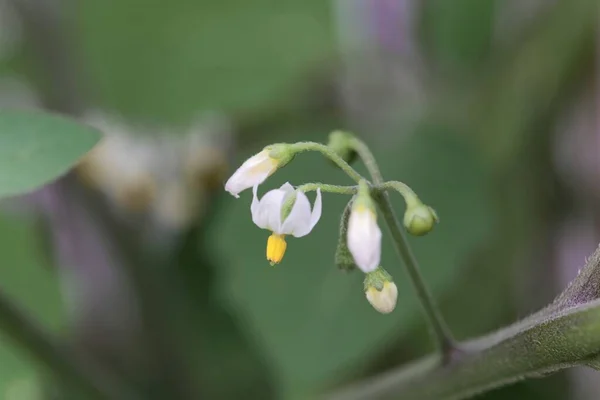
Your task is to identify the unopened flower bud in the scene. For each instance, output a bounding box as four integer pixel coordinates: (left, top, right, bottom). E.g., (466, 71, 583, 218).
(403, 204, 438, 236)
(225, 143, 295, 198)
(347, 181, 382, 273)
(327, 131, 357, 164)
(364, 267, 397, 314)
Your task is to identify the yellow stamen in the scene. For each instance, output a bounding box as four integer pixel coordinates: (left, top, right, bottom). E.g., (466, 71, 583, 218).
(266, 233, 287, 266)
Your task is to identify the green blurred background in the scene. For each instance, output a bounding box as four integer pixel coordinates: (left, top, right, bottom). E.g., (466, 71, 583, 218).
(0, 0, 597, 399)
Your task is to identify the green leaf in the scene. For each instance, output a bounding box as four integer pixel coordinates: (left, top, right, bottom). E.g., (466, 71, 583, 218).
(0, 111, 101, 198)
(0, 216, 64, 395)
(211, 127, 494, 397)
(77, 0, 334, 122)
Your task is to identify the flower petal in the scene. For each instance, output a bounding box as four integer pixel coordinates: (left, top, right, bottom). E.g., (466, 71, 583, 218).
(251, 186, 286, 232)
(347, 209, 382, 273)
(225, 150, 276, 197)
(366, 282, 397, 314)
(280, 190, 311, 236)
(282, 189, 322, 237)
(308, 188, 322, 231)
(251, 184, 260, 216)
(279, 182, 295, 194)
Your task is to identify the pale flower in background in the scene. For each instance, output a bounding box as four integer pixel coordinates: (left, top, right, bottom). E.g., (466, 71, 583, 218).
(76, 110, 232, 230)
(251, 183, 322, 265)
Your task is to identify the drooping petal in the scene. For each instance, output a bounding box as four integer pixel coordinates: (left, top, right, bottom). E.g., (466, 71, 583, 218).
(347, 208, 382, 273)
(282, 189, 322, 237)
(308, 188, 322, 231)
(280, 190, 312, 236)
(278, 182, 295, 194)
(225, 150, 277, 197)
(251, 187, 286, 231)
(251, 184, 260, 216)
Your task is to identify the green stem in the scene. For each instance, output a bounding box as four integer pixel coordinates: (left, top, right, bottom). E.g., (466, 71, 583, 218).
(297, 183, 357, 195)
(326, 298, 600, 400)
(377, 181, 420, 208)
(349, 138, 383, 184)
(375, 195, 456, 356)
(350, 138, 455, 356)
(0, 288, 136, 400)
(291, 142, 364, 183)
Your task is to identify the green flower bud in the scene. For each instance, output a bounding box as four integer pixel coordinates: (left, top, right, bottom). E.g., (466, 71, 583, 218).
(403, 204, 438, 236)
(327, 131, 357, 164)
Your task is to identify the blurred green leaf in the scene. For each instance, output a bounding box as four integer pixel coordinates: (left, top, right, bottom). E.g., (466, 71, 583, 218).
(420, 0, 496, 70)
(0, 111, 100, 198)
(0, 215, 63, 395)
(78, 0, 335, 122)
(211, 127, 493, 397)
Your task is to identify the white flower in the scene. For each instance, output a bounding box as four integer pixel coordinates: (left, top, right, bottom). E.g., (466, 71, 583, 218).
(366, 281, 398, 314)
(225, 150, 279, 198)
(251, 182, 322, 265)
(347, 203, 382, 273)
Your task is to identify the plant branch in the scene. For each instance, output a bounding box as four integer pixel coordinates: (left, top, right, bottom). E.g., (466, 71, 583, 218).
(327, 246, 600, 400)
(327, 300, 600, 400)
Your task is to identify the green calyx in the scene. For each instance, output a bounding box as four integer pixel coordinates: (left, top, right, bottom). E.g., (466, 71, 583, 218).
(352, 180, 376, 213)
(363, 267, 393, 292)
(335, 199, 357, 272)
(327, 131, 358, 164)
(265, 143, 295, 168)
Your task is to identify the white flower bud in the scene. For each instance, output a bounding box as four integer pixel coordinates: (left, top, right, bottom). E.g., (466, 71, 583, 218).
(225, 144, 294, 198)
(347, 181, 382, 273)
(366, 281, 398, 314)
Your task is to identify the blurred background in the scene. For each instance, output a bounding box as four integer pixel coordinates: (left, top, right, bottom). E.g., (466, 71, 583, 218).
(0, 0, 598, 399)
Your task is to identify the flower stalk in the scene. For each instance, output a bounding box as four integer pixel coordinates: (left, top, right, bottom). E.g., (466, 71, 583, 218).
(348, 137, 456, 358)
(224, 133, 456, 358)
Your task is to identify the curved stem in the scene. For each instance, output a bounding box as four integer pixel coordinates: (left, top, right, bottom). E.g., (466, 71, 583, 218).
(349, 138, 383, 184)
(291, 142, 364, 183)
(377, 181, 420, 208)
(297, 183, 357, 195)
(350, 137, 455, 357)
